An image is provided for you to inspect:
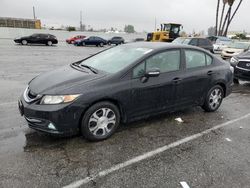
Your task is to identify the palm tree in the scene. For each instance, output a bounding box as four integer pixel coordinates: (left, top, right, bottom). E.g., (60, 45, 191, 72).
(215, 0, 220, 36)
(223, 0, 243, 36)
(218, 0, 228, 35)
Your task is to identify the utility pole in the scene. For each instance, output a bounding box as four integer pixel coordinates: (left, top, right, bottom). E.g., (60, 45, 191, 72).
(80, 11, 83, 31)
(33, 6, 36, 20)
(154, 17, 157, 31)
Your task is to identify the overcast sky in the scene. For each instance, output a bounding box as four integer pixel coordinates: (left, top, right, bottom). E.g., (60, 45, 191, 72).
(0, 0, 249, 33)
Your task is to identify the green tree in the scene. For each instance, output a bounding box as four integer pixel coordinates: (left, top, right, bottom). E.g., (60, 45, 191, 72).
(66, 26, 76, 32)
(124, 25, 135, 33)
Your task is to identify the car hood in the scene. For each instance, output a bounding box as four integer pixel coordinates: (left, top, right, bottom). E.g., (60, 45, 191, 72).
(235, 50, 250, 59)
(29, 65, 106, 95)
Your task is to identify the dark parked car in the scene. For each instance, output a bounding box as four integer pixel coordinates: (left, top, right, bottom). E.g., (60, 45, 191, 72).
(74, 36, 107, 47)
(230, 51, 250, 83)
(173, 37, 214, 53)
(14, 33, 58, 46)
(107, 36, 125, 45)
(18, 42, 233, 141)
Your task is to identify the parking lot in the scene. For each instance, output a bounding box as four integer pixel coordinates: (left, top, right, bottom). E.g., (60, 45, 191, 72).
(0, 39, 250, 188)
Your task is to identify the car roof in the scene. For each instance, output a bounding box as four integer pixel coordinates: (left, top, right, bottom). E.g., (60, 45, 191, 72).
(122, 42, 208, 52)
(178, 37, 208, 40)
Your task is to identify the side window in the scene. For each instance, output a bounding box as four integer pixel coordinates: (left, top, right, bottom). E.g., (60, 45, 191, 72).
(146, 50, 180, 73)
(199, 39, 210, 46)
(189, 39, 198, 46)
(206, 54, 213, 65)
(133, 62, 145, 78)
(185, 50, 206, 69)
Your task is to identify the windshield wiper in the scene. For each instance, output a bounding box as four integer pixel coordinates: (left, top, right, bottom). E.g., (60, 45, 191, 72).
(80, 64, 98, 74)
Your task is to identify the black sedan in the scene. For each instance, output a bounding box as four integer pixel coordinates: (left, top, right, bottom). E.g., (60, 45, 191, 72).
(18, 42, 233, 141)
(14, 33, 58, 46)
(74, 36, 107, 47)
(230, 51, 250, 83)
(107, 36, 125, 45)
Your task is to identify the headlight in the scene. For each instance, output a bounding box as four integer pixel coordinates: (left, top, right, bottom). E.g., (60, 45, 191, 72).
(230, 57, 239, 66)
(40, 94, 81, 104)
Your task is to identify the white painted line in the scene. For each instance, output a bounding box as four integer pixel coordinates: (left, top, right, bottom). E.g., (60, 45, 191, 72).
(180, 181, 190, 188)
(0, 101, 16, 107)
(63, 112, 250, 188)
(225, 138, 232, 142)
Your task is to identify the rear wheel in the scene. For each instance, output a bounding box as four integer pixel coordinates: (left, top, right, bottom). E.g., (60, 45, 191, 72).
(21, 40, 27, 45)
(47, 41, 52, 46)
(82, 42, 85, 46)
(81, 102, 120, 141)
(202, 85, 224, 112)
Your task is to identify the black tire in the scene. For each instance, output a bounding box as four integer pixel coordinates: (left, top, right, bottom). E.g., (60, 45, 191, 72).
(202, 85, 224, 112)
(81, 101, 120, 141)
(21, 40, 27, 45)
(233, 78, 239, 84)
(47, 41, 53, 46)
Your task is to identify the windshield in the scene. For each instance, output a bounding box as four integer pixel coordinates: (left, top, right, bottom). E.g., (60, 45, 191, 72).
(80, 46, 152, 73)
(183, 38, 192, 44)
(172, 38, 185, 44)
(228, 42, 250, 49)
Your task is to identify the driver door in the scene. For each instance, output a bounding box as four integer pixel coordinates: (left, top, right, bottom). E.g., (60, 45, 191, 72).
(128, 49, 183, 119)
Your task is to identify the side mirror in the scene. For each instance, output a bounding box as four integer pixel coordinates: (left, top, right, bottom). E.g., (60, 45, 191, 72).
(141, 68, 160, 83)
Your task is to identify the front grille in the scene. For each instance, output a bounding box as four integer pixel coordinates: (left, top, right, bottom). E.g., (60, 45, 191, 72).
(237, 61, 250, 70)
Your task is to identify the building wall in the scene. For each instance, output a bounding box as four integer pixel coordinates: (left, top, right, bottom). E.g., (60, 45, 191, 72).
(0, 17, 41, 29)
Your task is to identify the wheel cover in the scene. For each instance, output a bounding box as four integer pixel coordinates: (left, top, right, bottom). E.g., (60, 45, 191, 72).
(209, 88, 222, 110)
(48, 41, 52, 45)
(22, 40, 27, 45)
(88, 108, 116, 137)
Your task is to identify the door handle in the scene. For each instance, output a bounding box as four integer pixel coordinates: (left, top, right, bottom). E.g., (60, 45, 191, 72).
(172, 77, 182, 84)
(207, 70, 214, 75)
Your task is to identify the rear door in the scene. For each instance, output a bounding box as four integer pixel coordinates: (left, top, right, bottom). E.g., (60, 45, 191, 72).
(128, 49, 183, 118)
(175, 49, 214, 108)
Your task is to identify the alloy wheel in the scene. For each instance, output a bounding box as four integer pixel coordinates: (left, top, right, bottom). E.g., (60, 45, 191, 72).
(88, 108, 116, 137)
(208, 88, 222, 110)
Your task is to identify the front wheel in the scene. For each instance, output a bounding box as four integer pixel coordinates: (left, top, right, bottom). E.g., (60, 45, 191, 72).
(81, 102, 120, 141)
(21, 40, 27, 45)
(202, 85, 224, 112)
(99, 42, 104, 47)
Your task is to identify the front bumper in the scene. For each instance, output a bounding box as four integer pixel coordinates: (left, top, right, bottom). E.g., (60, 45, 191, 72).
(234, 67, 250, 81)
(18, 96, 87, 136)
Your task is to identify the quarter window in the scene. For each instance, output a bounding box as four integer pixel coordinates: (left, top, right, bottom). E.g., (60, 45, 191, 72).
(185, 50, 206, 69)
(206, 54, 212, 65)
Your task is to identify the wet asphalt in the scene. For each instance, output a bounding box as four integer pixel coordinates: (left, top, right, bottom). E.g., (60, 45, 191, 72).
(0, 39, 250, 188)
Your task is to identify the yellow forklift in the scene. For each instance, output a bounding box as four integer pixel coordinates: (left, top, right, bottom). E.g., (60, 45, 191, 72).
(147, 23, 182, 42)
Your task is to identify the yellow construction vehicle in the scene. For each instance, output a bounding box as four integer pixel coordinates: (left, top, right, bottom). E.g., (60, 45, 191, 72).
(147, 23, 182, 42)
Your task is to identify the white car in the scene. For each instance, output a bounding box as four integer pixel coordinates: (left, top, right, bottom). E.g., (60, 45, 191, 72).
(221, 42, 250, 60)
